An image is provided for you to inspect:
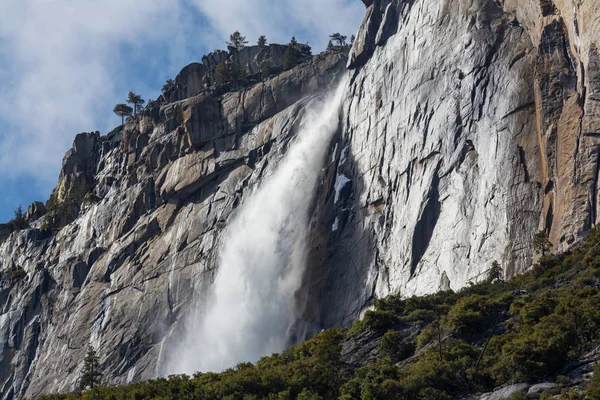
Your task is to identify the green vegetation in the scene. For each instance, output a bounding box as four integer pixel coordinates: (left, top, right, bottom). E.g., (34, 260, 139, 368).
(329, 33, 348, 46)
(80, 346, 103, 390)
(127, 91, 145, 117)
(162, 79, 176, 93)
(37, 229, 600, 400)
(534, 231, 552, 256)
(113, 103, 133, 125)
(9, 204, 28, 231)
(82, 193, 101, 205)
(588, 365, 600, 399)
(258, 35, 267, 49)
(283, 45, 298, 71)
(227, 31, 248, 52)
(214, 61, 248, 84)
(11, 268, 27, 281)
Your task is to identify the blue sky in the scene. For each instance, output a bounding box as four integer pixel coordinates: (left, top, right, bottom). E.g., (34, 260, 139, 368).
(0, 0, 365, 223)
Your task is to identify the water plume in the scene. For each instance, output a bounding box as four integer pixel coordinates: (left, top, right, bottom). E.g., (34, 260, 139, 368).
(169, 77, 347, 374)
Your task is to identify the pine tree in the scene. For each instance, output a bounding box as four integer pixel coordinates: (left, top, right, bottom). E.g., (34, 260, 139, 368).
(350, 34, 356, 45)
(487, 261, 503, 283)
(329, 33, 347, 46)
(227, 31, 248, 52)
(327, 40, 334, 51)
(10, 204, 27, 230)
(533, 231, 552, 256)
(79, 346, 102, 390)
(257, 35, 267, 49)
(290, 36, 298, 48)
(214, 61, 247, 84)
(282, 45, 298, 70)
(127, 91, 145, 117)
(113, 103, 133, 125)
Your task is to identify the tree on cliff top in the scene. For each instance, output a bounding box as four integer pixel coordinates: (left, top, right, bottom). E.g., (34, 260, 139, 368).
(127, 91, 145, 117)
(113, 103, 133, 125)
(162, 79, 175, 93)
(258, 35, 267, 49)
(79, 346, 102, 390)
(227, 31, 248, 52)
(330, 33, 347, 46)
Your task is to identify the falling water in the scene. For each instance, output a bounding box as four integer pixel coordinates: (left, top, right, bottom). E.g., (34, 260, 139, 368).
(168, 77, 348, 374)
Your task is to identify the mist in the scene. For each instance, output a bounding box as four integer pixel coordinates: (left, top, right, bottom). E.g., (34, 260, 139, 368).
(167, 77, 348, 374)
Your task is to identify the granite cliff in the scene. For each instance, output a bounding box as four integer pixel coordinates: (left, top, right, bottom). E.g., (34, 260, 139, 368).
(0, 0, 599, 398)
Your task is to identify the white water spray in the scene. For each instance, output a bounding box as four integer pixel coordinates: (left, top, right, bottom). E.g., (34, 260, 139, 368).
(169, 78, 347, 374)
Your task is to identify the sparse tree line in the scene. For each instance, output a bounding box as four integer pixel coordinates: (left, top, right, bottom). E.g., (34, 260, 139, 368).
(112, 91, 145, 125)
(115, 30, 357, 125)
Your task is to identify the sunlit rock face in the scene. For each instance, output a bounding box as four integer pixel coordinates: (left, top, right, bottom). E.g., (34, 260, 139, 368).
(0, 0, 600, 398)
(302, 0, 600, 327)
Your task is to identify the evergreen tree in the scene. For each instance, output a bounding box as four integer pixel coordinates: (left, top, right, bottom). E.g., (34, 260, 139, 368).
(282, 45, 298, 70)
(487, 261, 503, 283)
(161, 79, 175, 93)
(79, 346, 102, 390)
(227, 31, 248, 52)
(533, 231, 552, 256)
(327, 40, 334, 51)
(329, 33, 347, 46)
(127, 91, 145, 117)
(350, 34, 356, 45)
(10, 205, 27, 231)
(257, 35, 267, 49)
(290, 36, 298, 48)
(214, 61, 247, 84)
(113, 103, 133, 125)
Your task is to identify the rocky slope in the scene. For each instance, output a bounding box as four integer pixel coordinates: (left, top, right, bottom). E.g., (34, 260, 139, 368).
(0, 0, 599, 398)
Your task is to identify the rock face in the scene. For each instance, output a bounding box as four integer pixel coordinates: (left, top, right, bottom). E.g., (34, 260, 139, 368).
(0, 0, 599, 398)
(307, 0, 600, 329)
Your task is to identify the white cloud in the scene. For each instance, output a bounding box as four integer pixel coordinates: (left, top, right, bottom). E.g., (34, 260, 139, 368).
(0, 0, 197, 184)
(0, 0, 365, 193)
(191, 0, 364, 49)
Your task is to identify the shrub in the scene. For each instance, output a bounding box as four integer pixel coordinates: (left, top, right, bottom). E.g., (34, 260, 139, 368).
(588, 364, 600, 399)
(214, 61, 247, 84)
(379, 331, 415, 362)
(11, 268, 27, 280)
(83, 193, 101, 204)
(282, 46, 298, 70)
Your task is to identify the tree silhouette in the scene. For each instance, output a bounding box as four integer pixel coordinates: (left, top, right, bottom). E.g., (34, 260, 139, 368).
(350, 34, 356, 45)
(113, 103, 133, 125)
(227, 31, 248, 52)
(289, 36, 298, 48)
(257, 35, 267, 49)
(329, 33, 348, 46)
(327, 40, 334, 51)
(127, 91, 145, 117)
(10, 204, 27, 230)
(79, 346, 102, 390)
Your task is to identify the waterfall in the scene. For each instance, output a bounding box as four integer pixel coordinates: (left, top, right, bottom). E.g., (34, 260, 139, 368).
(168, 77, 348, 374)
